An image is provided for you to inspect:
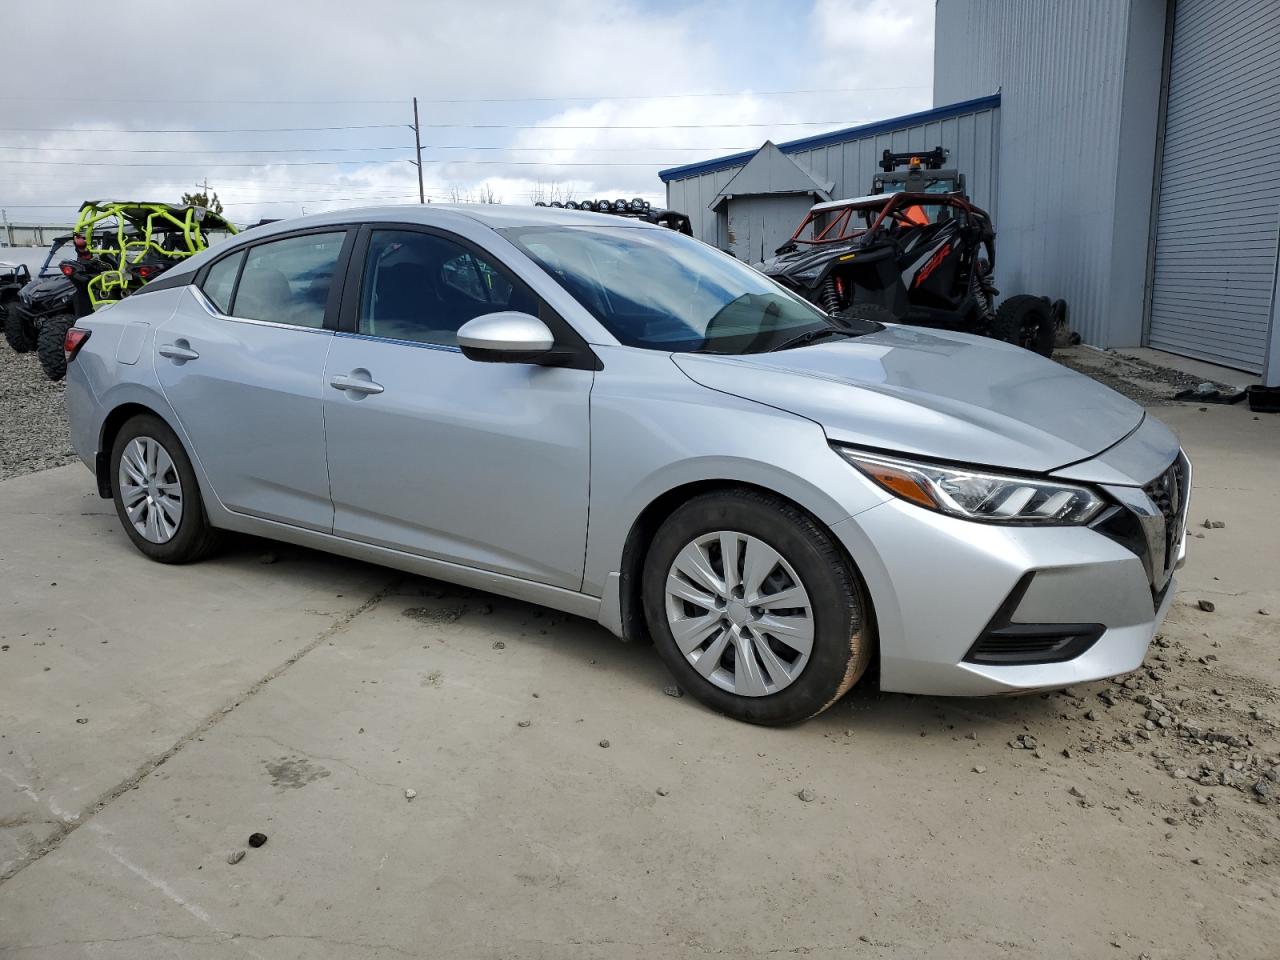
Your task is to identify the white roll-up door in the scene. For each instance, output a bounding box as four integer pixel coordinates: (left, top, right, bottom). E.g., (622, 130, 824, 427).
(1147, 0, 1280, 373)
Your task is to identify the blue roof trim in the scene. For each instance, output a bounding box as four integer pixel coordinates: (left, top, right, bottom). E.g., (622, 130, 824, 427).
(658, 94, 1001, 183)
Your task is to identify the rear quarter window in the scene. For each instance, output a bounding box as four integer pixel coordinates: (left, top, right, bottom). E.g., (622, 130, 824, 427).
(201, 251, 244, 314)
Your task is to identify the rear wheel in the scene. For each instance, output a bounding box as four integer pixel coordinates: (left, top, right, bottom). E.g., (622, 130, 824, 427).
(36, 314, 74, 380)
(110, 414, 220, 563)
(642, 489, 873, 726)
(993, 295, 1055, 357)
(4, 306, 35, 353)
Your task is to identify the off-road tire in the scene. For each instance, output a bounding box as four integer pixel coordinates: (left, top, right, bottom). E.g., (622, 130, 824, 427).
(4, 306, 35, 353)
(642, 488, 874, 726)
(110, 414, 221, 563)
(993, 295, 1055, 357)
(836, 302, 899, 327)
(36, 314, 74, 381)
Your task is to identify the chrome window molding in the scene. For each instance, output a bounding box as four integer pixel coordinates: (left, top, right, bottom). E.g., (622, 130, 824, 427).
(189, 285, 332, 335)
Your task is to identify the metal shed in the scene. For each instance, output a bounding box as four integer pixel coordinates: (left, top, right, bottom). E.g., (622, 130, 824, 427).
(660, 95, 1002, 254)
(935, 0, 1280, 384)
(707, 141, 833, 262)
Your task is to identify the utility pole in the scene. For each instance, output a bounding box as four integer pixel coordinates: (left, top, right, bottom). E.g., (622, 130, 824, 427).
(412, 97, 425, 204)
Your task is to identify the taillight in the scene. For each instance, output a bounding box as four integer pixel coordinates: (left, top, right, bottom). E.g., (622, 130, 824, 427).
(136, 265, 154, 280)
(60, 262, 74, 277)
(64, 327, 91, 362)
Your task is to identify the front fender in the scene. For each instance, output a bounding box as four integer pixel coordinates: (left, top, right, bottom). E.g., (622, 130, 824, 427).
(583, 347, 891, 600)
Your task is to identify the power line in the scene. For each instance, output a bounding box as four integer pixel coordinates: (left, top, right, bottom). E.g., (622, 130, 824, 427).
(0, 158, 414, 168)
(0, 124, 406, 134)
(0, 143, 758, 155)
(422, 119, 874, 129)
(0, 118, 875, 135)
(0, 84, 928, 106)
(0, 144, 415, 155)
(0, 158, 697, 169)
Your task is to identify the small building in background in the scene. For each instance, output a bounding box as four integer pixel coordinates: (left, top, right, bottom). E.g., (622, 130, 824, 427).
(659, 95, 1001, 262)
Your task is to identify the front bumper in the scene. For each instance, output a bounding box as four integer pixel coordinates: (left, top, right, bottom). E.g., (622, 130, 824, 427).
(831, 452, 1188, 698)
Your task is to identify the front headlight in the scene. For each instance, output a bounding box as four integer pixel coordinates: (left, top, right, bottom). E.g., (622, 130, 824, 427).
(835, 447, 1105, 525)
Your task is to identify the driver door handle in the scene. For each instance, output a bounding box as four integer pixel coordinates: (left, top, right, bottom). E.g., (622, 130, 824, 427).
(158, 342, 200, 362)
(329, 374, 385, 395)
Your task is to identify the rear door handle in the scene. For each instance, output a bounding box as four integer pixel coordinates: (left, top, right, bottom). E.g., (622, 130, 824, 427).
(158, 342, 199, 362)
(329, 373, 384, 395)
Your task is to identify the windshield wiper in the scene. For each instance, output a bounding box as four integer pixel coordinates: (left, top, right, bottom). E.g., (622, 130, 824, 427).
(770, 326, 850, 352)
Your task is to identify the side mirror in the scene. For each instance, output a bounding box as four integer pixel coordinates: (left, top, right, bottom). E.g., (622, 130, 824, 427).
(456, 311, 555, 364)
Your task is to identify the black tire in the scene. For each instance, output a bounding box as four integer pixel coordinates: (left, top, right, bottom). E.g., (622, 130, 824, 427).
(642, 489, 874, 726)
(110, 414, 220, 563)
(4, 305, 35, 353)
(36, 314, 74, 381)
(992, 295, 1055, 357)
(835, 301, 899, 326)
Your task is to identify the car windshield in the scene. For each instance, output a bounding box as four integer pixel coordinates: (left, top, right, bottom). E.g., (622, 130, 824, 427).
(502, 224, 870, 354)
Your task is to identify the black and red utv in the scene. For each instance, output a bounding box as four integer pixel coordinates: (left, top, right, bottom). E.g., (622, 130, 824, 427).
(758, 150, 1063, 356)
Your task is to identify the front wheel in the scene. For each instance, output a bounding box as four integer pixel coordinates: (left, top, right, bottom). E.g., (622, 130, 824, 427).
(992, 295, 1055, 357)
(110, 414, 220, 563)
(642, 489, 874, 725)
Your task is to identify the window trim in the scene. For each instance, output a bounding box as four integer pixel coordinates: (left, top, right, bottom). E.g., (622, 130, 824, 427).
(340, 222, 600, 370)
(192, 225, 357, 332)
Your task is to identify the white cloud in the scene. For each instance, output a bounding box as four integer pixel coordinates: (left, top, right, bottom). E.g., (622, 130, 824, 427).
(0, 0, 935, 226)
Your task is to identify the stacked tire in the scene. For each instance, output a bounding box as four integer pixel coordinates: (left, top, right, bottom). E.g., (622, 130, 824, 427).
(992, 295, 1055, 357)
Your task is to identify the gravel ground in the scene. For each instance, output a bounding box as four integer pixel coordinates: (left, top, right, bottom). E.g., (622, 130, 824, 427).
(1054, 344, 1245, 406)
(0, 341, 77, 480)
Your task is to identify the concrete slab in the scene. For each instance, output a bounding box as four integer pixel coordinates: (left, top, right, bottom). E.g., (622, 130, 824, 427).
(0, 465, 393, 879)
(0, 406, 1277, 959)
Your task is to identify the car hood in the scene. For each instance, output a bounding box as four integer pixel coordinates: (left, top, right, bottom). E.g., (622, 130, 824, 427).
(672, 325, 1145, 473)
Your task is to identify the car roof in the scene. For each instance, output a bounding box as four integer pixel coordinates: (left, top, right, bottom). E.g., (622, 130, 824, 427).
(237, 203, 663, 240)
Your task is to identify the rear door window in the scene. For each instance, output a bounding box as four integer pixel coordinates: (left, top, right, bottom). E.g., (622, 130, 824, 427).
(231, 232, 346, 329)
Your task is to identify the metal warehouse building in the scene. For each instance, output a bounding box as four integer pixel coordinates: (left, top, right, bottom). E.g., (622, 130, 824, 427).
(661, 0, 1280, 385)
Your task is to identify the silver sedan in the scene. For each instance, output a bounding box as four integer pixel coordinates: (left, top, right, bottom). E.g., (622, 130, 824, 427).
(63, 204, 1189, 725)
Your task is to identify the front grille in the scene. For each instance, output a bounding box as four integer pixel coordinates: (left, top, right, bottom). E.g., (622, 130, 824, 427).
(1143, 451, 1190, 591)
(1090, 450, 1190, 605)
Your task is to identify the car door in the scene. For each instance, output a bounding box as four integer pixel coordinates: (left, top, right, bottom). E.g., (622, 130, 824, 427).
(154, 228, 352, 531)
(321, 225, 593, 589)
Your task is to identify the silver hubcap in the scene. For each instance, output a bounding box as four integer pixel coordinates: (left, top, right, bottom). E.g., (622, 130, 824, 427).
(118, 436, 183, 544)
(664, 530, 814, 697)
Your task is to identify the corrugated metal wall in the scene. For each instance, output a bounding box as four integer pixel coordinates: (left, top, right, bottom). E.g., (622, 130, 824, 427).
(664, 103, 1000, 250)
(934, 0, 1145, 347)
(1147, 0, 1280, 372)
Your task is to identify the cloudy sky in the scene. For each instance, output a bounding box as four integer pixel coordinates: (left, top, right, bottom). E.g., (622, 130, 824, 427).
(0, 0, 933, 227)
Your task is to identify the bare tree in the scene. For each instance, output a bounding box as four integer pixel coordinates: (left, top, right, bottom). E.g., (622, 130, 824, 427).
(447, 183, 503, 204)
(528, 181, 576, 205)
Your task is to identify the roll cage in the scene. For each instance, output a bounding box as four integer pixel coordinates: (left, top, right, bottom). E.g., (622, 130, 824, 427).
(782, 191, 989, 250)
(71, 200, 237, 309)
